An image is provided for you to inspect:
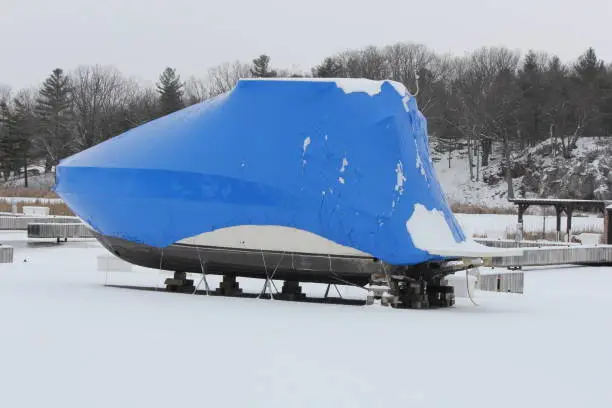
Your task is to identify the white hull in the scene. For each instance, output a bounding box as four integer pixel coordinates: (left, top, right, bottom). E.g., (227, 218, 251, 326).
(178, 225, 372, 257)
(95, 225, 522, 287)
(177, 225, 522, 259)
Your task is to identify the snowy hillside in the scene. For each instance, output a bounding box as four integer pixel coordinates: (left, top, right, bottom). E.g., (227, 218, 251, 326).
(433, 150, 517, 209)
(510, 137, 612, 200)
(432, 137, 612, 208)
(2, 172, 55, 189)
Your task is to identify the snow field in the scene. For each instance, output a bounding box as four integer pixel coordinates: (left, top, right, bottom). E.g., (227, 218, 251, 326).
(0, 227, 611, 407)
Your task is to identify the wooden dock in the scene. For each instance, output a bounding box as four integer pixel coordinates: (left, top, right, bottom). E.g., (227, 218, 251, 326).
(474, 238, 576, 249)
(477, 271, 524, 294)
(27, 223, 95, 241)
(0, 246, 14, 263)
(0, 216, 81, 230)
(486, 245, 612, 268)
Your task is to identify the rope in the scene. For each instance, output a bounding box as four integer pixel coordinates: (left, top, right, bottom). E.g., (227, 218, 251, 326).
(156, 248, 164, 291)
(269, 252, 286, 282)
(412, 69, 420, 96)
(325, 254, 342, 298)
(257, 250, 270, 299)
(257, 250, 281, 298)
(324, 253, 370, 295)
(194, 247, 210, 295)
(466, 267, 479, 306)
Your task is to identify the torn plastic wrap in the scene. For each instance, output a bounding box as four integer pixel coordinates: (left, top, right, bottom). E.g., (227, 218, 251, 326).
(55, 78, 489, 265)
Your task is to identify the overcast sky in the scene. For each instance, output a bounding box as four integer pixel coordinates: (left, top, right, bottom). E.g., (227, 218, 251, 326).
(1, 0, 611, 89)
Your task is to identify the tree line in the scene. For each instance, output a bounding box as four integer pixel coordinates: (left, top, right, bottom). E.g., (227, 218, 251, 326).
(1, 45, 611, 189)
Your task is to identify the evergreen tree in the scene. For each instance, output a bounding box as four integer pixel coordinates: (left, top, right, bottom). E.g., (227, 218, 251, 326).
(12, 98, 35, 186)
(0, 100, 32, 183)
(0, 102, 18, 180)
(156, 67, 184, 116)
(574, 47, 605, 82)
(313, 57, 344, 77)
(35, 68, 74, 170)
(600, 70, 612, 135)
(250, 55, 277, 77)
(518, 51, 546, 144)
(572, 48, 606, 136)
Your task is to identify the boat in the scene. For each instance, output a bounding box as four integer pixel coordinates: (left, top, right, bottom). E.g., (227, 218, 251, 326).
(55, 78, 520, 307)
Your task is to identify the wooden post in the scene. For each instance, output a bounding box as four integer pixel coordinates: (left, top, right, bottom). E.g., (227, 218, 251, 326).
(518, 204, 529, 224)
(555, 205, 562, 242)
(603, 206, 612, 245)
(517, 204, 529, 241)
(566, 206, 573, 242)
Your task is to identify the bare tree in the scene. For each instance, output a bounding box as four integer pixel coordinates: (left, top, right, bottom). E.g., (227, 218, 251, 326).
(71, 65, 131, 150)
(484, 68, 522, 198)
(335, 50, 363, 78)
(358, 46, 388, 80)
(384, 43, 437, 86)
(0, 85, 11, 103)
(184, 76, 209, 104)
(205, 61, 252, 97)
(120, 80, 159, 128)
(449, 47, 521, 170)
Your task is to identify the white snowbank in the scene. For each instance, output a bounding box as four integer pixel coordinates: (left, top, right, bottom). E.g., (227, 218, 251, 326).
(406, 204, 457, 250)
(240, 77, 411, 98)
(406, 204, 523, 257)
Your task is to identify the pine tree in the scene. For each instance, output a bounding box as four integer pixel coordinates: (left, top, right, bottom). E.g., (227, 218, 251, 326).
(250, 55, 277, 78)
(518, 51, 546, 144)
(0, 101, 30, 182)
(36, 68, 74, 170)
(574, 47, 605, 83)
(156, 67, 184, 116)
(313, 57, 343, 78)
(572, 48, 606, 137)
(12, 98, 34, 187)
(600, 70, 612, 135)
(0, 102, 17, 180)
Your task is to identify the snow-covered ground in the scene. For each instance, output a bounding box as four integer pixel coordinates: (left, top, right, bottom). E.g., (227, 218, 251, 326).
(1, 220, 611, 407)
(2, 172, 55, 189)
(456, 213, 604, 238)
(433, 148, 516, 209)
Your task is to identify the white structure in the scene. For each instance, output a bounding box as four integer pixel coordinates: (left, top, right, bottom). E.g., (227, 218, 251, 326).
(22, 206, 50, 216)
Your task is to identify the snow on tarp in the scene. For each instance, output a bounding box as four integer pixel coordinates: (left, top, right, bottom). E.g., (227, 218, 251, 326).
(54, 78, 515, 265)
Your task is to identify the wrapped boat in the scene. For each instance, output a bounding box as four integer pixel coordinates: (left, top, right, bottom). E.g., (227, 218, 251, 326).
(55, 78, 518, 307)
